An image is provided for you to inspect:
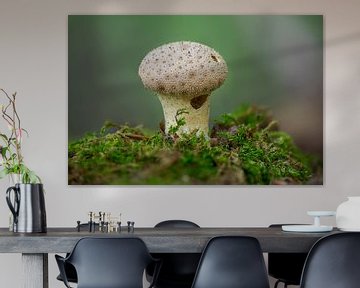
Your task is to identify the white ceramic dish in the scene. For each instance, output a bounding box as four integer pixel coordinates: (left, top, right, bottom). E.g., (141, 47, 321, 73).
(282, 225, 333, 233)
(307, 211, 336, 217)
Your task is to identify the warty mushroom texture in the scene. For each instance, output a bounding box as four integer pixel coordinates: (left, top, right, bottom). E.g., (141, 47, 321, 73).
(138, 41, 228, 136)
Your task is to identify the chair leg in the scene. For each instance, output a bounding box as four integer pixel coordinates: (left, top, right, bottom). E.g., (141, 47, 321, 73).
(274, 280, 289, 288)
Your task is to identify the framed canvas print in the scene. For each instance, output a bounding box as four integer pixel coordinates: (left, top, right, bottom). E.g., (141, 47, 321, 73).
(68, 15, 323, 185)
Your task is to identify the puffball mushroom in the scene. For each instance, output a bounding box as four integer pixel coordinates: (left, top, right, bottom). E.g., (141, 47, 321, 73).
(138, 41, 228, 135)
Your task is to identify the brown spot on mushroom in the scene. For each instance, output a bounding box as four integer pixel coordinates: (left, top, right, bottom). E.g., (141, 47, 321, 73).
(201, 87, 208, 93)
(157, 82, 166, 93)
(188, 71, 196, 79)
(190, 94, 208, 109)
(211, 54, 219, 62)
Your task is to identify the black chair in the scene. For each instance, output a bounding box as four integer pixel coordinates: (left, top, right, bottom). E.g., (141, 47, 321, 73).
(268, 224, 308, 288)
(300, 232, 360, 288)
(56, 262, 77, 284)
(154, 220, 200, 229)
(56, 223, 99, 284)
(55, 237, 160, 288)
(147, 220, 201, 288)
(191, 236, 270, 288)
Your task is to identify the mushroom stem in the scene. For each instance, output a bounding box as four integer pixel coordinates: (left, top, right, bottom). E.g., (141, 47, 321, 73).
(157, 93, 210, 135)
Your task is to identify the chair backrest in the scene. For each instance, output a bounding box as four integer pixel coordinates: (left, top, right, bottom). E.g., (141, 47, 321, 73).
(150, 220, 201, 287)
(191, 236, 270, 288)
(268, 224, 308, 285)
(300, 232, 360, 288)
(66, 237, 154, 288)
(155, 219, 200, 228)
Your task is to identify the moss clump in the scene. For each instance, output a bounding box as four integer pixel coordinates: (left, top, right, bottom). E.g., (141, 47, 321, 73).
(68, 105, 322, 185)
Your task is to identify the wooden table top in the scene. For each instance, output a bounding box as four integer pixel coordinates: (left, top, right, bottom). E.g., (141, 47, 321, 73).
(0, 227, 340, 253)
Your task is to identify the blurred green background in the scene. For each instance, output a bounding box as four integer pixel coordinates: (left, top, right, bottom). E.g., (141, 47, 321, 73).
(68, 15, 323, 156)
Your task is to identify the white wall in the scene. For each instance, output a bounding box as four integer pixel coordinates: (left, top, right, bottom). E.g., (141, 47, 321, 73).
(0, 0, 359, 287)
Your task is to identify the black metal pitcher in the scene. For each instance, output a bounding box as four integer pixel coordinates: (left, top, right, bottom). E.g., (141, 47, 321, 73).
(6, 183, 47, 233)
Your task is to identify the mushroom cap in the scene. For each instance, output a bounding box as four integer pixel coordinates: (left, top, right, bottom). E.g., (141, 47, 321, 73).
(138, 41, 228, 97)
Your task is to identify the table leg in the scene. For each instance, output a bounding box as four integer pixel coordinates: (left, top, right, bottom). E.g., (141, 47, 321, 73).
(22, 253, 48, 288)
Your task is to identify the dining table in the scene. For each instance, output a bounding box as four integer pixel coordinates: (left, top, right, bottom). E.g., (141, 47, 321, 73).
(0, 226, 340, 288)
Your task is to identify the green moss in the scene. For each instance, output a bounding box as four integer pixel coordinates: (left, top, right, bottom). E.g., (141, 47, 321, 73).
(68, 105, 322, 185)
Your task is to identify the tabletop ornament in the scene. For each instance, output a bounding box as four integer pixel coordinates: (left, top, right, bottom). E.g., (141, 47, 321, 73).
(76, 211, 135, 233)
(336, 196, 360, 231)
(282, 211, 336, 232)
(0, 89, 46, 233)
